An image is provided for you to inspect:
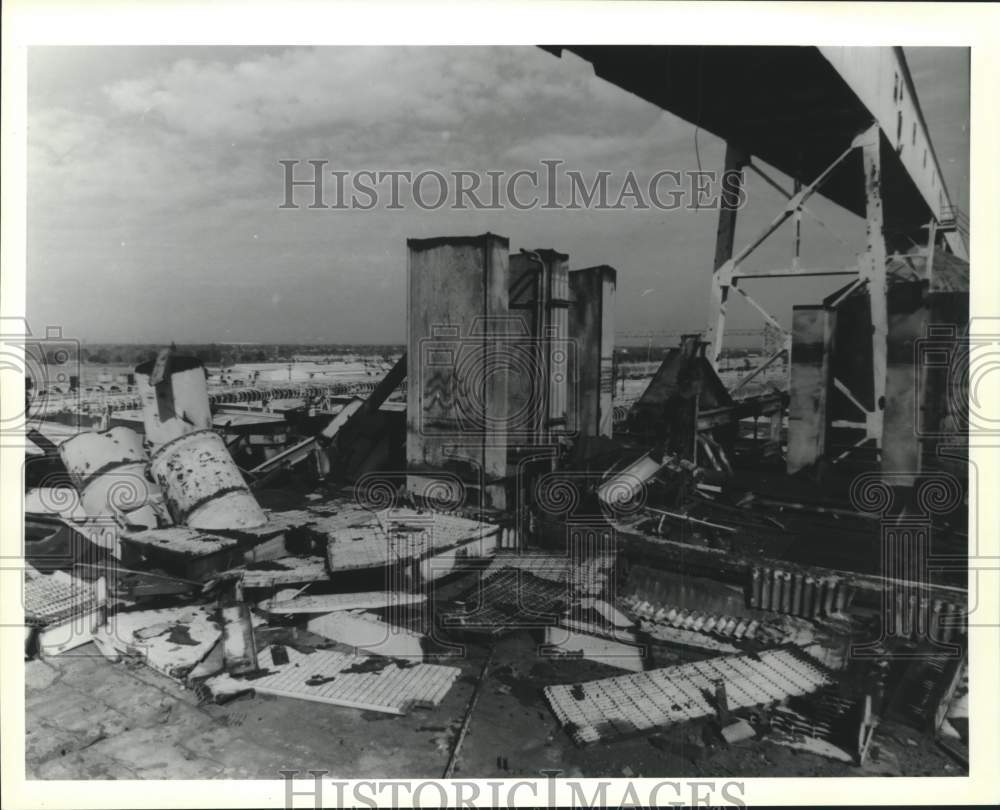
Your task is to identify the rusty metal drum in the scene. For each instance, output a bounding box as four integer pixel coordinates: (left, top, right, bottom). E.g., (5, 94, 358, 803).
(149, 428, 266, 530)
(58, 427, 159, 524)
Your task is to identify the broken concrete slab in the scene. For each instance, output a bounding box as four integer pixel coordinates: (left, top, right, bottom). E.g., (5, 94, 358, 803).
(542, 623, 645, 673)
(95, 604, 222, 680)
(259, 591, 426, 615)
(327, 509, 499, 573)
(306, 611, 426, 660)
(205, 645, 460, 715)
(241, 556, 329, 589)
(186, 638, 224, 681)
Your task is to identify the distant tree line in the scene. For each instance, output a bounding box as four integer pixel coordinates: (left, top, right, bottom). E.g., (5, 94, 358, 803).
(78, 344, 405, 366)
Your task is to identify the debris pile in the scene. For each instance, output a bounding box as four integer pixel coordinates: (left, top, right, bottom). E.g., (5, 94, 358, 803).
(23, 228, 970, 777)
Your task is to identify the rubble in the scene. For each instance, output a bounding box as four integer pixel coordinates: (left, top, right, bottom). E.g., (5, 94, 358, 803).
(220, 604, 258, 675)
(205, 646, 460, 715)
(326, 508, 499, 575)
(23, 227, 970, 780)
(258, 590, 426, 615)
(93, 604, 223, 680)
(240, 556, 329, 589)
(545, 647, 834, 745)
(24, 567, 107, 656)
(542, 623, 645, 672)
(305, 610, 427, 659)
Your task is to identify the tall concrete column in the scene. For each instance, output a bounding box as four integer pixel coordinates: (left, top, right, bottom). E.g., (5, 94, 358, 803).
(568, 265, 617, 439)
(406, 234, 510, 509)
(507, 249, 571, 445)
(787, 305, 836, 474)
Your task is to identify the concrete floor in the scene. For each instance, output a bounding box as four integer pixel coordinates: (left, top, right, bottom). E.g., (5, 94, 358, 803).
(25, 632, 963, 780)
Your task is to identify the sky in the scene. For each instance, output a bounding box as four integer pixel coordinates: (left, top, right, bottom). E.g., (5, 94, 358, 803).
(25, 46, 969, 346)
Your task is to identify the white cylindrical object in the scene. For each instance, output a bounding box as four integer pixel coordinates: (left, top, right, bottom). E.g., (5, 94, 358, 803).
(135, 356, 213, 447)
(150, 428, 267, 530)
(58, 427, 159, 518)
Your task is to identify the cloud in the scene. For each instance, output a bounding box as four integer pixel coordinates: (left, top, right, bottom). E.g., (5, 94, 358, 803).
(25, 46, 968, 344)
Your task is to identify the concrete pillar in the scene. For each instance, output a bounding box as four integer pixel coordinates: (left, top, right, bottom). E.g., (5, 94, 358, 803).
(787, 305, 835, 473)
(568, 266, 617, 438)
(406, 234, 510, 509)
(507, 249, 570, 445)
(882, 282, 928, 483)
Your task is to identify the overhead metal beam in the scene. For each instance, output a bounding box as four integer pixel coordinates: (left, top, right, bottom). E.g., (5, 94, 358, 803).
(543, 46, 964, 253)
(818, 47, 966, 259)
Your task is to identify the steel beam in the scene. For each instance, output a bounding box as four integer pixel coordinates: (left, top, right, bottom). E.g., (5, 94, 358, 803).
(818, 47, 964, 259)
(706, 143, 748, 368)
(858, 123, 888, 453)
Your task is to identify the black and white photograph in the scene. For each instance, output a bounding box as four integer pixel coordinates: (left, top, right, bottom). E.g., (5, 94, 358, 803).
(3, 2, 997, 808)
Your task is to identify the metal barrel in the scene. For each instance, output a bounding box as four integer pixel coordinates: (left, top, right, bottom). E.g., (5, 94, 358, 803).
(58, 426, 159, 524)
(780, 571, 793, 614)
(750, 567, 762, 608)
(760, 568, 772, 611)
(834, 580, 847, 614)
(893, 590, 906, 638)
(769, 568, 782, 612)
(803, 576, 815, 617)
(823, 578, 837, 616)
(905, 594, 918, 638)
(940, 602, 955, 643)
(917, 596, 930, 638)
(930, 599, 943, 642)
(812, 578, 825, 618)
(790, 572, 803, 616)
(150, 428, 267, 530)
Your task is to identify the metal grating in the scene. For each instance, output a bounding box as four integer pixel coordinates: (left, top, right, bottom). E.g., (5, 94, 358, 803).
(25, 570, 103, 626)
(444, 568, 568, 637)
(207, 646, 460, 715)
(545, 647, 833, 745)
(484, 552, 614, 596)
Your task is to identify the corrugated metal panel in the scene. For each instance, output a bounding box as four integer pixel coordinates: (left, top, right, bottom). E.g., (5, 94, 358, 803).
(545, 647, 833, 745)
